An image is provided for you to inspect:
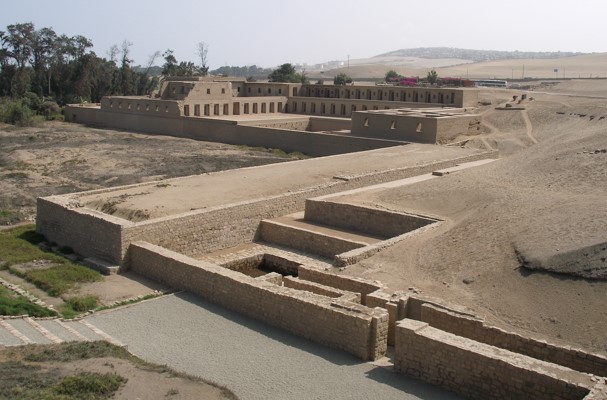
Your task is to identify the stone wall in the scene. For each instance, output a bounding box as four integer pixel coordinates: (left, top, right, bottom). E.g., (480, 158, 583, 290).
(64, 105, 404, 157)
(283, 276, 360, 301)
(365, 290, 403, 346)
(419, 302, 607, 377)
(127, 241, 388, 360)
(394, 319, 592, 400)
(233, 125, 404, 157)
(297, 266, 382, 304)
(308, 116, 351, 132)
(257, 219, 366, 258)
(304, 199, 438, 238)
(36, 197, 127, 265)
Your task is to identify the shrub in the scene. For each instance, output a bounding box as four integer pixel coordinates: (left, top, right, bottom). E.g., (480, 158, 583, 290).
(39, 101, 62, 120)
(1, 99, 35, 126)
(53, 372, 127, 397)
(65, 295, 98, 312)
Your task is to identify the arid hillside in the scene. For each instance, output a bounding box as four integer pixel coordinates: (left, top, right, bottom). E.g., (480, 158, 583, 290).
(319, 52, 607, 80)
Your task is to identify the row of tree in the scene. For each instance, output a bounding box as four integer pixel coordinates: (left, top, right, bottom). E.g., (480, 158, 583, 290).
(0, 22, 211, 105)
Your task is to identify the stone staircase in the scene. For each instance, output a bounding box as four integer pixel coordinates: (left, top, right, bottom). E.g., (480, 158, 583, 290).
(0, 317, 123, 347)
(258, 211, 386, 259)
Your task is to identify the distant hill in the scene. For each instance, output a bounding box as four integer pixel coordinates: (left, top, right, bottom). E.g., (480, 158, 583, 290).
(375, 47, 586, 62)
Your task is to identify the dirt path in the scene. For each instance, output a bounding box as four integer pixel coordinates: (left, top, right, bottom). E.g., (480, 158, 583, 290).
(521, 109, 538, 144)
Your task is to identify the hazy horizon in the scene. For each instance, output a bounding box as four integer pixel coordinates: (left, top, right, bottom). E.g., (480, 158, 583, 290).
(3, 0, 606, 69)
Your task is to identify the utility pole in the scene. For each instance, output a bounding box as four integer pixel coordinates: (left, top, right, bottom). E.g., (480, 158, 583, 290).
(522, 64, 525, 79)
(347, 54, 350, 70)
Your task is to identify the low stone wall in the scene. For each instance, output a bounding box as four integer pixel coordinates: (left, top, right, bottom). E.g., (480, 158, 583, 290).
(127, 241, 388, 361)
(238, 117, 311, 131)
(308, 116, 351, 132)
(65, 105, 405, 157)
(283, 276, 360, 301)
(419, 303, 607, 377)
(297, 266, 383, 304)
(234, 125, 405, 157)
(257, 220, 366, 258)
(395, 319, 593, 400)
(304, 199, 438, 238)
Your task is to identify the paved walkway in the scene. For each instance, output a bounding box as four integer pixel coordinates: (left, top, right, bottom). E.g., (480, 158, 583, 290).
(0, 316, 123, 347)
(88, 293, 461, 400)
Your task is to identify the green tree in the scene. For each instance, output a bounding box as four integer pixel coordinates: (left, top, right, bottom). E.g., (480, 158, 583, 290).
(161, 49, 177, 76)
(119, 40, 133, 95)
(333, 72, 352, 85)
(427, 69, 438, 85)
(385, 70, 400, 82)
(268, 63, 305, 83)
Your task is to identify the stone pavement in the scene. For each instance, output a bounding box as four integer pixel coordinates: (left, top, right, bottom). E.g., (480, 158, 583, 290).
(87, 292, 461, 400)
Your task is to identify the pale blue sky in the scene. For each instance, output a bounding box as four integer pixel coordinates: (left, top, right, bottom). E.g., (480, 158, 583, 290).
(2, 0, 606, 68)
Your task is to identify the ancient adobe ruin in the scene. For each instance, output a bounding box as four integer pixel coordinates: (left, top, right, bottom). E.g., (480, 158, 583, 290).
(39, 79, 607, 399)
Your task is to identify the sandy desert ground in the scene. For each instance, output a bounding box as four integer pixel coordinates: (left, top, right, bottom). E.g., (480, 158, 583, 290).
(0, 124, 304, 225)
(331, 80, 607, 352)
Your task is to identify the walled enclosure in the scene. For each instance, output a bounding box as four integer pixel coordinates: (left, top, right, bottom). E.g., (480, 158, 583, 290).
(127, 241, 388, 361)
(36, 150, 491, 266)
(44, 77, 607, 399)
(65, 77, 480, 148)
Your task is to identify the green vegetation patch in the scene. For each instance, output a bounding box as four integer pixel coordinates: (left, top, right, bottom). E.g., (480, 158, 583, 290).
(0, 225, 102, 296)
(0, 225, 56, 266)
(0, 286, 57, 317)
(0, 359, 126, 400)
(0, 210, 21, 225)
(13, 264, 101, 297)
(2, 342, 239, 400)
(60, 295, 99, 319)
(53, 372, 126, 399)
(23, 341, 132, 363)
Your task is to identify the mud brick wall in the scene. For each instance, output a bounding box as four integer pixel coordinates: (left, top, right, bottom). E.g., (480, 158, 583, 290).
(420, 303, 607, 377)
(127, 241, 388, 361)
(304, 200, 437, 238)
(394, 320, 592, 400)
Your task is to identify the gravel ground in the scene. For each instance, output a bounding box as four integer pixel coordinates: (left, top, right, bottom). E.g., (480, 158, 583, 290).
(88, 292, 460, 400)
